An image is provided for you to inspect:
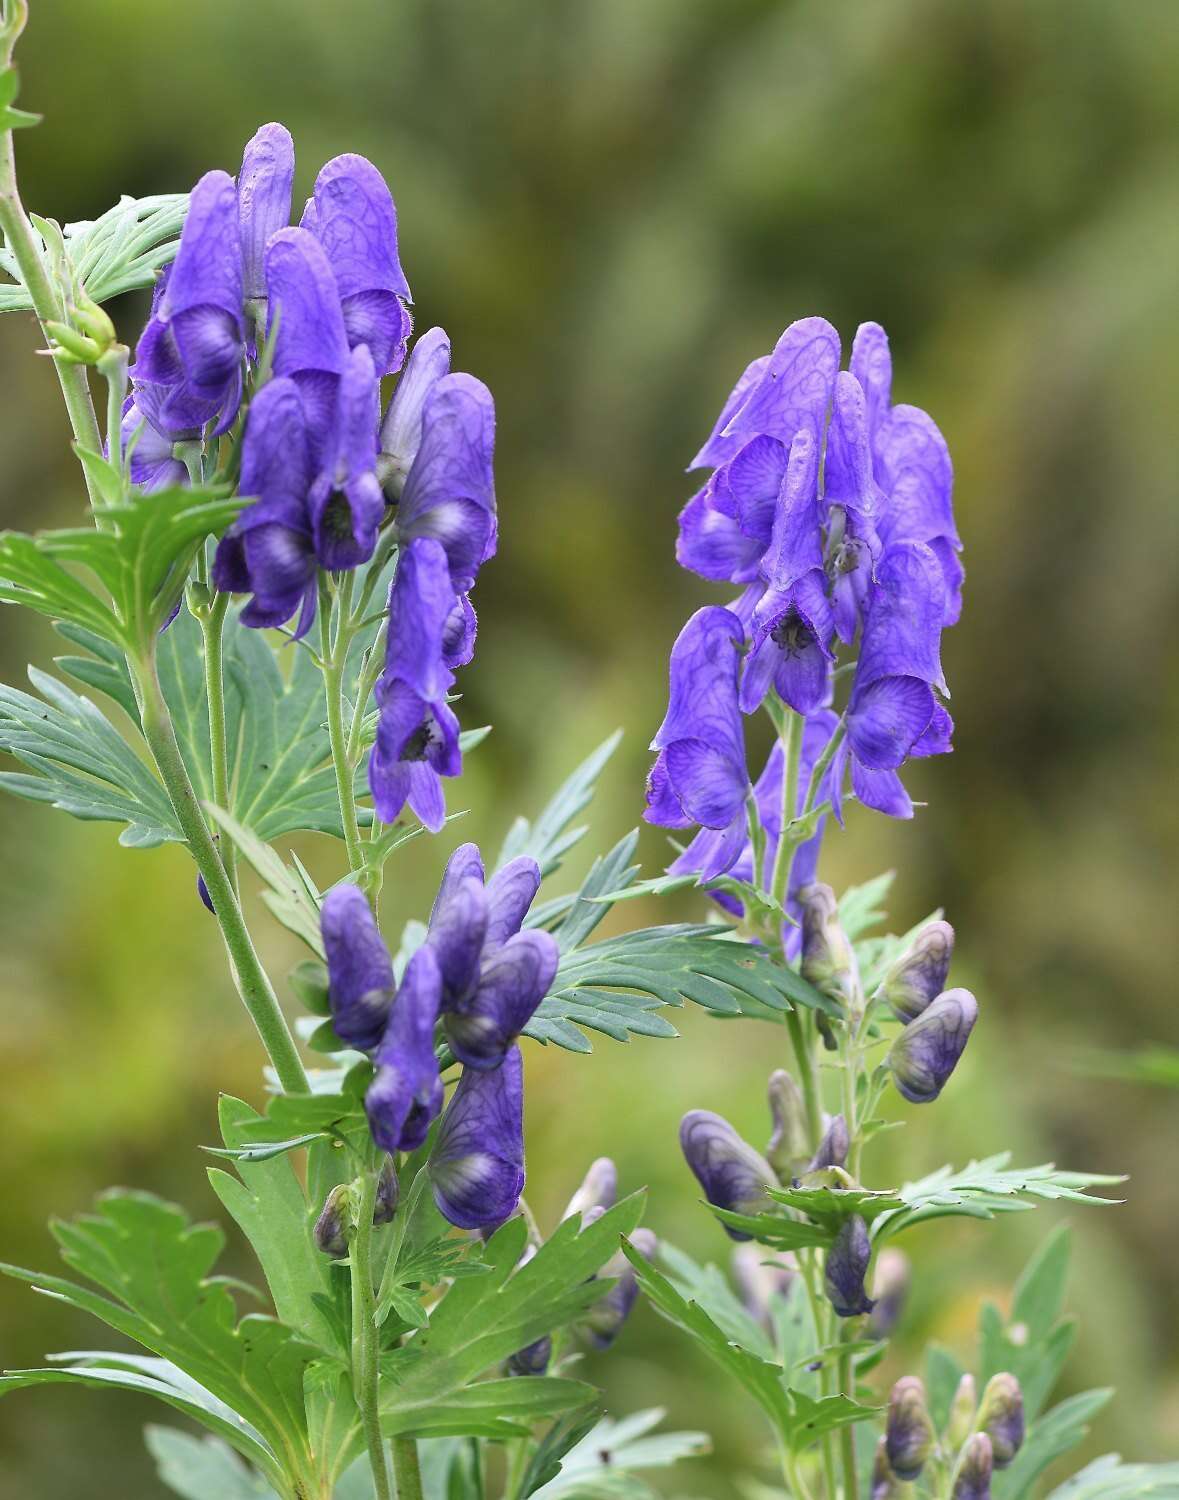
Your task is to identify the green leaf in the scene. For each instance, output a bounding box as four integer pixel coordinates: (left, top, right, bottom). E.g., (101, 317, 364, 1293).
(379, 1196, 646, 1438)
(924, 1343, 964, 1434)
(496, 731, 622, 878)
(765, 1181, 906, 1228)
(1043, 1456, 1179, 1499)
(706, 1207, 832, 1251)
(0, 531, 122, 639)
(0, 191, 187, 313)
(526, 1408, 710, 1499)
(836, 872, 895, 940)
(389, 1377, 597, 1439)
(145, 1424, 279, 1500)
(0, 65, 41, 131)
(656, 1241, 782, 1363)
(205, 806, 326, 954)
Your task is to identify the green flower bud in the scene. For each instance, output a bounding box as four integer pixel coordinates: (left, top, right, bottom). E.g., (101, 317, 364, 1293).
(978, 1371, 1024, 1468)
(313, 1183, 352, 1259)
(947, 1372, 977, 1447)
(44, 319, 102, 365)
(372, 1157, 400, 1226)
(871, 1437, 904, 1500)
(879, 919, 955, 1022)
(71, 293, 117, 351)
(765, 1069, 810, 1178)
(885, 1375, 934, 1480)
(952, 1432, 993, 1500)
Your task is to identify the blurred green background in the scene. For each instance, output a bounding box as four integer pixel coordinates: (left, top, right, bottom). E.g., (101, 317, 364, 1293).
(1, 0, 1177, 1494)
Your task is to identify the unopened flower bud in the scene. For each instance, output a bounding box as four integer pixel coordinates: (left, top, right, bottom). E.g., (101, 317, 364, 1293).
(731, 1243, 796, 1326)
(507, 1335, 552, 1377)
(824, 1214, 875, 1318)
(952, 1433, 993, 1500)
(765, 1069, 810, 1178)
(867, 1247, 910, 1338)
(978, 1372, 1024, 1468)
(584, 1227, 657, 1350)
(806, 1113, 849, 1174)
(313, 1183, 352, 1259)
(885, 1375, 934, 1480)
(680, 1110, 778, 1239)
(947, 1373, 977, 1447)
(889, 988, 978, 1104)
(44, 319, 103, 365)
(372, 1157, 400, 1226)
(562, 1156, 618, 1224)
(880, 920, 955, 1022)
(72, 294, 117, 352)
(800, 883, 860, 1012)
(871, 1437, 904, 1499)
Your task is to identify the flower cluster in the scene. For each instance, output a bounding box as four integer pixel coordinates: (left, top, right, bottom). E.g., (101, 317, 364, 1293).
(648, 316, 961, 936)
(320, 842, 558, 1229)
(872, 1370, 1024, 1497)
(124, 124, 496, 832)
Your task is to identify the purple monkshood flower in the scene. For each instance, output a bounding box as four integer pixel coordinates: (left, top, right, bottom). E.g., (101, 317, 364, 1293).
(302, 153, 411, 376)
(879, 919, 955, 1022)
(886, 1376, 934, 1481)
(383, 538, 471, 703)
(424, 842, 558, 1069)
(978, 1373, 1025, 1468)
(307, 342, 385, 569)
(132, 172, 244, 437)
(238, 123, 294, 305)
(379, 326, 452, 498)
(368, 678, 461, 832)
(646, 607, 750, 880)
(824, 369, 884, 643)
(889, 987, 978, 1103)
(583, 1224, 658, 1351)
(679, 1110, 778, 1239)
(824, 1213, 875, 1318)
(366, 944, 445, 1154)
(121, 393, 191, 492)
(264, 226, 353, 450)
(428, 1044, 525, 1230)
(321, 883, 398, 1051)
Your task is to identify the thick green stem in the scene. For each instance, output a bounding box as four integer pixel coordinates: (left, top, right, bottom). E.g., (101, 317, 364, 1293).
(786, 1007, 822, 1147)
(135, 653, 308, 1093)
(320, 584, 364, 875)
(391, 1438, 423, 1500)
(837, 1327, 859, 1500)
(202, 590, 235, 885)
(350, 1172, 393, 1500)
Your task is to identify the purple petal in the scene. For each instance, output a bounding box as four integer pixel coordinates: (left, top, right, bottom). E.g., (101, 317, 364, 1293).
(851, 760, 913, 819)
(724, 318, 840, 448)
(238, 123, 295, 301)
(370, 682, 462, 825)
(446, 928, 558, 1069)
(644, 751, 694, 829)
(429, 1047, 525, 1229)
(873, 403, 958, 546)
(306, 154, 410, 302)
(849, 321, 892, 436)
(379, 326, 452, 490)
(679, 1110, 776, 1236)
(366, 944, 444, 1151)
(171, 305, 243, 396)
(889, 988, 977, 1103)
(650, 606, 746, 766)
(824, 371, 882, 518)
(321, 883, 395, 1051)
(743, 572, 834, 716)
(428, 874, 489, 1005)
(238, 376, 311, 510)
(760, 425, 823, 591)
(675, 481, 764, 584)
(825, 1214, 875, 1318)
(724, 435, 790, 547)
(856, 542, 947, 693)
(484, 856, 542, 950)
(665, 738, 748, 828)
(442, 593, 477, 668)
(691, 813, 748, 880)
(846, 676, 935, 770)
(385, 537, 458, 703)
(691, 354, 770, 470)
(165, 170, 244, 327)
(264, 226, 350, 384)
(309, 343, 383, 569)
(911, 700, 954, 758)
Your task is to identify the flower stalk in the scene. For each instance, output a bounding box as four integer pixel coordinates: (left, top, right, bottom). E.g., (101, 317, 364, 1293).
(350, 1168, 393, 1500)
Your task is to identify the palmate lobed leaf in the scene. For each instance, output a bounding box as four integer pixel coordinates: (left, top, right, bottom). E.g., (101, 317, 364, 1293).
(1043, 1455, 1179, 1499)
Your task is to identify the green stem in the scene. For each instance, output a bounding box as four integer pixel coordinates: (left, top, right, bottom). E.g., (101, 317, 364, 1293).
(837, 1327, 859, 1500)
(135, 652, 308, 1093)
(769, 704, 802, 910)
(351, 1171, 393, 1500)
(798, 1252, 840, 1499)
(391, 1438, 423, 1500)
(801, 719, 846, 820)
(786, 1007, 822, 1148)
(201, 590, 235, 885)
(99, 344, 128, 479)
(320, 581, 364, 875)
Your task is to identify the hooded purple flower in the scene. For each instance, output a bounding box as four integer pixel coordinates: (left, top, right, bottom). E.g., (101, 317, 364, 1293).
(368, 677, 462, 832)
(978, 1373, 1025, 1468)
(741, 425, 834, 715)
(395, 374, 497, 592)
(583, 1224, 658, 1351)
(645, 607, 749, 880)
(676, 434, 789, 585)
(824, 370, 884, 643)
(303, 153, 411, 375)
(428, 1045, 525, 1230)
(379, 327, 452, 498)
(321, 882, 397, 1051)
(131, 172, 245, 437)
(722, 317, 841, 451)
(306, 342, 385, 570)
(824, 1213, 874, 1318)
(365, 944, 445, 1153)
(238, 123, 294, 304)
(121, 394, 190, 492)
(212, 376, 317, 635)
(879, 919, 955, 1022)
(679, 1110, 777, 1238)
(264, 226, 352, 450)
(385, 538, 464, 700)
(424, 842, 558, 1069)
(889, 987, 978, 1103)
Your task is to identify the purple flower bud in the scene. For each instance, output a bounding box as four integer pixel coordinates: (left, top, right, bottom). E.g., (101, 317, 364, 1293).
(889, 988, 978, 1104)
(871, 1437, 904, 1500)
(238, 123, 294, 303)
(824, 1215, 875, 1318)
(867, 1247, 910, 1339)
(880, 919, 955, 1022)
(314, 1183, 352, 1259)
(806, 1114, 849, 1175)
(947, 1373, 977, 1447)
(978, 1372, 1024, 1468)
(380, 327, 452, 497)
(373, 1157, 400, 1226)
(765, 1069, 810, 1179)
(365, 945, 444, 1153)
(264, 226, 351, 446)
(799, 883, 860, 1011)
(563, 1157, 618, 1224)
(429, 1046, 525, 1230)
(885, 1375, 934, 1480)
(507, 1335, 552, 1377)
(584, 1227, 657, 1351)
(952, 1433, 993, 1500)
(321, 884, 396, 1052)
(731, 1243, 797, 1327)
(680, 1111, 777, 1238)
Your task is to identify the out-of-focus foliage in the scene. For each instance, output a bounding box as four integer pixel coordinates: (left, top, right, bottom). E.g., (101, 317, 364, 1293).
(0, 1, 1176, 1495)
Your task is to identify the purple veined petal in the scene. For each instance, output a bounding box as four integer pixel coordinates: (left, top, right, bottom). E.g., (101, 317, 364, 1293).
(849, 321, 892, 437)
(238, 376, 312, 509)
(889, 987, 978, 1104)
(238, 123, 295, 301)
(171, 305, 243, 396)
(232, 522, 318, 634)
(824, 1214, 875, 1318)
(690, 354, 770, 470)
(442, 593, 477, 668)
(856, 541, 947, 694)
(130, 315, 184, 387)
(679, 1110, 777, 1237)
(337, 289, 411, 377)
(724, 318, 841, 448)
(692, 811, 747, 880)
(407, 761, 447, 832)
(675, 481, 765, 584)
(321, 883, 396, 1051)
(309, 343, 384, 569)
(665, 737, 748, 829)
(668, 825, 749, 908)
(752, 740, 785, 836)
(367, 741, 412, 824)
(429, 1047, 525, 1230)
(828, 737, 850, 828)
(851, 758, 913, 819)
(366, 944, 444, 1152)
(644, 750, 694, 829)
(306, 154, 410, 302)
(264, 226, 350, 384)
(650, 606, 746, 762)
(428, 874, 489, 1005)
(829, 512, 879, 646)
(824, 371, 882, 518)
(165, 170, 244, 328)
(380, 326, 452, 490)
(727, 580, 765, 633)
(737, 628, 778, 715)
(928, 535, 964, 626)
(846, 675, 935, 771)
(743, 572, 834, 716)
(446, 928, 559, 1069)
(911, 700, 954, 758)
(760, 425, 823, 591)
(369, 681, 462, 825)
(798, 708, 841, 812)
(873, 403, 958, 546)
(122, 397, 186, 491)
(385, 537, 458, 703)
(432, 842, 486, 910)
(398, 374, 497, 591)
(724, 434, 790, 547)
(483, 856, 543, 950)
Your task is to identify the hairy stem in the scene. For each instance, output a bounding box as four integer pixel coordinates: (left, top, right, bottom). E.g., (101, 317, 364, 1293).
(786, 1007, 822, 1147)
(135, 652, 308, 1093)
(350, 1171, 393, 1500)
(201, 589, 236, 885)
(837, 1326, 859, 1500)
(320, 582, 364, 875)
(769, 704, 802, 910)
(391, 1438, 423, 1500)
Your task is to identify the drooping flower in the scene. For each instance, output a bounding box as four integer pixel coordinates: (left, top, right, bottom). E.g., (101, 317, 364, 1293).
(303, 153, 411, 375)
(765, 1068, 810, 1178)
(799, 882, 860, 1012)
(365, 944, 444, 1154)
(121, 394, 191, 492)
(824, 1214, 874, 1317)
(805, 1113, 849, 1174)
(885, 1376, 934, 1481)
(320, 882, 398, 1051)
(952, 1433, 994, 1500)
(878, 919, 955, 1022)
(368, 677, 462, 832)
(264, 226, 352, 448)
(306, 342, 385, 570)
(583, 1224, 658, 1351)
(238, 122, 295, 305)
(373, 1156, 400, 1225)
(563, 1157, 619, 1223)
(889, 987, 978, 1103)
(423, 842, 558, 1069)
(646, 607, 749, 880)
(313, 1183, 351, 1259)
(679, 1110, 777, 1237)
(428, 1045, 525, 1230)
(379, 326, 452, 497)
(978, 1373, 1025, 1468)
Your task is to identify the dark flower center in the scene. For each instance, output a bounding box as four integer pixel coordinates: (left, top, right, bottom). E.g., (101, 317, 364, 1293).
(771, 610, 811, 655)
(402, 716, 437, 762)
(322, 491, 356, 543)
